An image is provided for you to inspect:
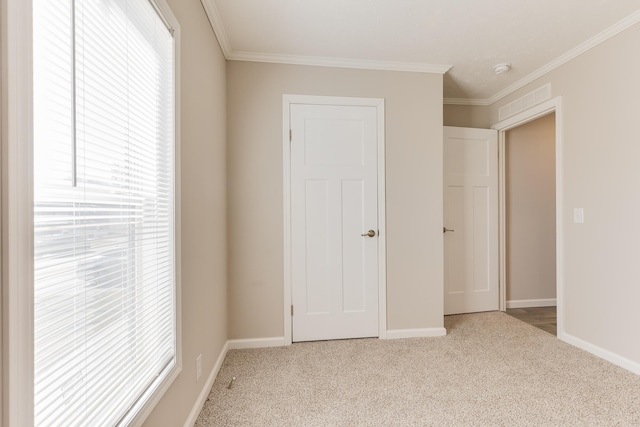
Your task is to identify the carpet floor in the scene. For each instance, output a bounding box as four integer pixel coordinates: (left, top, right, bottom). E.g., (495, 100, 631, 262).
(195, 312, 640, 426)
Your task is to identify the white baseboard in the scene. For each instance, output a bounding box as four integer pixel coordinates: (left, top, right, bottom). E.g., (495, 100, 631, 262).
(506, 298, 557, 309)
(560, 332, 640, 375)
(182, 336, 285, 426)
(183, 341, 229, 427)
(228, 336, 286, 349)
(385, 327, 447, 340)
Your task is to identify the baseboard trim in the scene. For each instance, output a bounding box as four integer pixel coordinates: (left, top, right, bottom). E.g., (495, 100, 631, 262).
(183, 341, 229, 427)
(385, 327, 447, 340)
(506, 298, 557, 309)
(560, 332, 640, 375)
(228, 336, 286, 349)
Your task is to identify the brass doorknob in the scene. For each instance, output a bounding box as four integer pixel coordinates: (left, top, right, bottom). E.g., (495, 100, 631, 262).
(361, 230, 376, 237)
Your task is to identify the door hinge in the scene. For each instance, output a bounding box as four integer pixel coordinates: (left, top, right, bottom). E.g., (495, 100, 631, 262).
(289, 129, 292, 142)
(291, 305, 294, 316)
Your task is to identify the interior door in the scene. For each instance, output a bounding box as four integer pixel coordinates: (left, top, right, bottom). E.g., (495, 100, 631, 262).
(290, 103, 379, 342)
(444, 126, 499, 315)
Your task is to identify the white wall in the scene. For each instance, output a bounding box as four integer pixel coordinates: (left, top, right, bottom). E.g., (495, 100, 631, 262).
(142, 0, 228, 425)
(226, 62, 444, 339)
(489, 23, 640, 367)
(505, 113, 556, 304)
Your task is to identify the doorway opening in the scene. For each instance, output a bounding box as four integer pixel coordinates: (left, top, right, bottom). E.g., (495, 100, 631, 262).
(503, 113, 557, 335)
(493, 97, 563, 338)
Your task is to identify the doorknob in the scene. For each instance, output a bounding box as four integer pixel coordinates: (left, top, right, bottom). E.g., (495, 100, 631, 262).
(443, 227, 455, 233)
(361, 230, 376, 237)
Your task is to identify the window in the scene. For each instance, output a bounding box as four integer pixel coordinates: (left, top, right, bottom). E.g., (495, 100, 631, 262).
(32, 0, 178, 425)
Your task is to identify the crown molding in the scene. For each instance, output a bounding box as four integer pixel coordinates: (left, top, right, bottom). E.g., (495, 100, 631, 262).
(202, 0, 640, 102)
(485, 8, 640, 105)
(200, 0, 451, 74)
(447, 9, 640, 106)
(228, 51, 452, 74)
(443, 98, 491, 106)
(200, 0, 232, 56)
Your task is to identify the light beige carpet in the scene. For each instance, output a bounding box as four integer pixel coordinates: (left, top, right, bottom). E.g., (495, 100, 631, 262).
(195, 312, 640, 426)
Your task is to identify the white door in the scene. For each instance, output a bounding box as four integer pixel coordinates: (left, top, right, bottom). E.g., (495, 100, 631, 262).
(444, 126, 499, 315)
(290, 103, 379, 342)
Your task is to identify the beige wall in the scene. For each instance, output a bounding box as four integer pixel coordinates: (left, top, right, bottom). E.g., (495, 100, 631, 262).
(443, 104, 491, 128)
(505, 113, 556, 303)
(227, 62, 444, 338)
(143, 0, 228, 425)
(489, 24, 640, 365)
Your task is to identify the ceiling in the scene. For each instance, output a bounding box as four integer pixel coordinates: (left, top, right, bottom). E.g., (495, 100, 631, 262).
(201, 0, 640, 104)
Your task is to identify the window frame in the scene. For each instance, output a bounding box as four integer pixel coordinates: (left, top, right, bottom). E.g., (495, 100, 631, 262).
(1, 0, 182, 425)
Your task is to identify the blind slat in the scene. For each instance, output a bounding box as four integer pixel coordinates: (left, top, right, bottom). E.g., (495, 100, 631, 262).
(34, 0, 176, 425)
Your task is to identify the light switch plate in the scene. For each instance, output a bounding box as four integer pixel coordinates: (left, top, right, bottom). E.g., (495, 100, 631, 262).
(573, 208, 584, 224)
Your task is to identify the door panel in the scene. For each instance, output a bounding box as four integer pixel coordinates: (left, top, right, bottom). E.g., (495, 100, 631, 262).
(341, 179, 366, 313)
(291, 103, 378, 342)
(472, 186, 490, 292)
(444, 126, 499, 315)
(304, 180, 330, 314)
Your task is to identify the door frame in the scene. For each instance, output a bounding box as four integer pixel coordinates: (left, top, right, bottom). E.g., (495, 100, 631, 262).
(492, 96, 564, 338)
(282, 94, 387, 345)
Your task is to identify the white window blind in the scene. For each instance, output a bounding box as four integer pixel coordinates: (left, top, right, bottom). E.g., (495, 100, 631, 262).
(33, 0, 176, 425)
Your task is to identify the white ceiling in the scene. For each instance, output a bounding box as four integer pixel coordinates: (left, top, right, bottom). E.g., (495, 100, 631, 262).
(201, 0, 640, 104)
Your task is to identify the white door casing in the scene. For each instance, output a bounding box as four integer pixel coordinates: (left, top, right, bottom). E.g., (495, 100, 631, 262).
(284, 96, 385, 343)
(492, 97, 564, 335)
(444, 126, 499, 315)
